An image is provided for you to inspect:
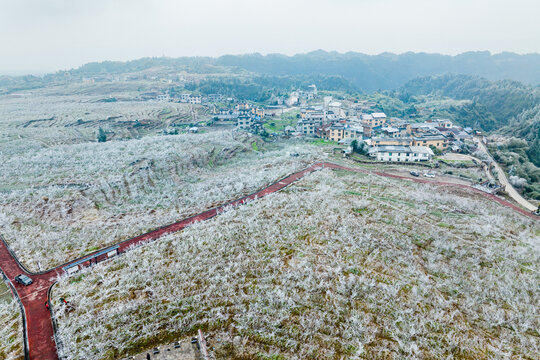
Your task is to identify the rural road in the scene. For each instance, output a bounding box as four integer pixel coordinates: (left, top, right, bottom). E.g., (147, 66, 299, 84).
(474, 137, 537, 212)
(0, 162, 537, 360)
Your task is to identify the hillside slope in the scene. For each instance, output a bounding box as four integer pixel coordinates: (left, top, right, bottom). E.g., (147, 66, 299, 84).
(0, 130, 320, 271)
(52, 169, 539, 360)
(400, 74, 540, 131)
(3, 51, 540, 93)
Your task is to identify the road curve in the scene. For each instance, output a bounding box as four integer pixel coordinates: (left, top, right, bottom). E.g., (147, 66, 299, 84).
(474, 137, 537, 212)
(0, 162, 537, 360)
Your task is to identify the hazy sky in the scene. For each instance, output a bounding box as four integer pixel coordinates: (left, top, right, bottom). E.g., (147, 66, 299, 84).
(1, 0, 539, 74)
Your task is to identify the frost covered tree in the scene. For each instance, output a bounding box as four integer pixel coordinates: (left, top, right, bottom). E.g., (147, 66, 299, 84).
(97, 127, 107, 143)
(0, 298, 23, 360)
(52, 170, 540, 360)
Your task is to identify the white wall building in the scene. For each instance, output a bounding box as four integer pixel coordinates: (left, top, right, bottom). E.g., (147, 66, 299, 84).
(156, 94, 170, 102)
(368, 145, 434, 162)
(189, 96, 202, 104)
(297, 120, 318, 135)
(237, 115, 253, 129)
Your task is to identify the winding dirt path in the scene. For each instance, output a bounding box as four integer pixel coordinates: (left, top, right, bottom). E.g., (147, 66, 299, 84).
(0, 162, 537, 360)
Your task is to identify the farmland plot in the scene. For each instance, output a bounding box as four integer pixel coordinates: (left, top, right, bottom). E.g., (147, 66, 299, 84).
(52, 170, 539, 359)
(0, 90, 204, 151)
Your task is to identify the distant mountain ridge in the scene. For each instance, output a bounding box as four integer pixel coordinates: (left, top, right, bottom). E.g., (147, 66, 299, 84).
(216, 51, 540, 91)
(3, 51, 540, 93)
(67, 50, 540, 92)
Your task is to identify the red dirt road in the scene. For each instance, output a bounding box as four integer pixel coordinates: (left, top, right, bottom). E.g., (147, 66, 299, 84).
(0, 162, 536, 360)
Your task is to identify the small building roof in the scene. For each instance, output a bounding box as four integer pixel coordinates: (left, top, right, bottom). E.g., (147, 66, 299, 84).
(382, 126, 399, 133)
(330, 125, 345, 130)
(369, 145, 411, 154)
(411, 122, 437, 129)
(372, 137, 414, 142)
(369, 145, 434, 155)
(410, 146, 434, 155)
(413, 135, 446, 141)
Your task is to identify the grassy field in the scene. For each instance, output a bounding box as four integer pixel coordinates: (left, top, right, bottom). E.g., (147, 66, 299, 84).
(52, 169, 539, 359)
(263, 110, 299, 133)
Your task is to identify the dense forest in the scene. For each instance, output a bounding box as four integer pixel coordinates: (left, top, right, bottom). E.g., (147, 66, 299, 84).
(500, 105, 540, 167)
(183, 75, 356, 102)
(399, 74, 540, 131)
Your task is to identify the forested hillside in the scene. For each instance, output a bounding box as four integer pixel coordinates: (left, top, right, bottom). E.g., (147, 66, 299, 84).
(500, 105, 540, 164)
(399, 75, 540, 163)
(183, 75, 357, 102)
(400, 74, 540, 131)
(398, 73, 540, 198)
(495, 105, 540, 192)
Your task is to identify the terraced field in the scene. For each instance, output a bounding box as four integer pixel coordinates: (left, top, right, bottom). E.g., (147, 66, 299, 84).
(0, 128, 320, 271)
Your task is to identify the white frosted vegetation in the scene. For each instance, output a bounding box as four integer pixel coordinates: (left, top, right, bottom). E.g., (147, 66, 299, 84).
(53, 170, 539, 359)
(0, 129, 321, 270)
(0, 92, 198, 155)
(0, 298, 23, 360)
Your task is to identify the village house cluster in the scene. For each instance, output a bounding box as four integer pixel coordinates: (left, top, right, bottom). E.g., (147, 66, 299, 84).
(292, 98, 473, 162)
(154, 92, 226, 104)
(214, 103, 267, 130)
(150, 80, 474, 163)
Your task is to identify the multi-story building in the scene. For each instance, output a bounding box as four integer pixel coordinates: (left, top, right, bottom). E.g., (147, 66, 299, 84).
(298, 120, 318, 136)
(368, 145, 434, 162)
(237, 114, 253, 129)
(252, 107, 265, 118)
(371, 137, 414, 147)
(208, 94, 224, 103)
(308, 84, 318, 96)
(344, 126, 363, 140)
(381, 126, 400, 138)
(216, 108, 238, 121)
(412, 135, 448, 151)
(189, 96, 201, 104)
(436, 119, 453, 128)
(324, 125, 345, 142)
(179, 93, 191, 103)
(321, 124, 363, 142)
(361, 112, 387, 127)
(156, 94, 170, 102)
(305, 111, 326, 124)
(328, 101, 342, 117)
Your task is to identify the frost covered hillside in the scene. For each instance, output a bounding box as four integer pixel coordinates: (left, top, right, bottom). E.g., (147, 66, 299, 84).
(0, 130, 321, 271)
(52, 169, 539, 359)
